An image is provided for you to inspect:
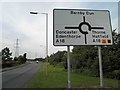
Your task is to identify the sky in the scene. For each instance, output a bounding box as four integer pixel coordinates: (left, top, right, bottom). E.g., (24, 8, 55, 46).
(0, 0, 119, 59)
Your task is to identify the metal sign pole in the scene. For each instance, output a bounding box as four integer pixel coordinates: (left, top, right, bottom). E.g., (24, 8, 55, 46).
(67, 46, 71, 88)
(46, 13, 48, 76)
(98, 46, 103, 87)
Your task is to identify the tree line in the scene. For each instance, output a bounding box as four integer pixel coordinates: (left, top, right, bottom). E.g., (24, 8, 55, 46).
(2, 47, 27, 68)
(48, 29, 120, 80)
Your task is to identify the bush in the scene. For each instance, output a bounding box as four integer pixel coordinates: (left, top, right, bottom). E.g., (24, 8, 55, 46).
(112, 70, 120, 80)
(2, 60, 15, 68)
(81, 69, 98, 77)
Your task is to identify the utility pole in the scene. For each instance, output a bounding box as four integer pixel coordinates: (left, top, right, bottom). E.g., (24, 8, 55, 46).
(15, 38, 19, 57)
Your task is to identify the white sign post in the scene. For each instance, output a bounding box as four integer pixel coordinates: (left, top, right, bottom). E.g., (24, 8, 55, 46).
(53, 9, 113, 88)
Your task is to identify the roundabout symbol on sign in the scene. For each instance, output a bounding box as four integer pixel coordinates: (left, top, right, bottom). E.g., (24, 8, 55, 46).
(65, 16, 104, 44)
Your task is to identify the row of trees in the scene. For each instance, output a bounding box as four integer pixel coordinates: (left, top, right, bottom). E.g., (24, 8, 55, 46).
(2, 47, 27, 68)
(48, 29, 120, 79)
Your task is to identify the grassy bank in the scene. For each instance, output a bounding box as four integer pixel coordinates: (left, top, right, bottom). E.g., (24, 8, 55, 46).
(27, 63, 119, 88)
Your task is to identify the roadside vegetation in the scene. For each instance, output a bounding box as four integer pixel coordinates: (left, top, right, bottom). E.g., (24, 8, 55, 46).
(27, 29, 120, 88)
(48, 29, 120, 80)
(1, 47, 27, 68)
(27, 63, 119, 88)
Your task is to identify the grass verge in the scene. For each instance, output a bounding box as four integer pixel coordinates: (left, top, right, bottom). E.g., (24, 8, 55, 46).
(27, 63, 119, 88)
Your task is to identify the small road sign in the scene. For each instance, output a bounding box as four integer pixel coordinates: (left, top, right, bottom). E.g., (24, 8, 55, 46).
(53, 9, 113, 46)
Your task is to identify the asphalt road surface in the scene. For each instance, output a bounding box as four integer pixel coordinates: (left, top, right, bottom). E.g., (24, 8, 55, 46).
(2, 62, 41, 88)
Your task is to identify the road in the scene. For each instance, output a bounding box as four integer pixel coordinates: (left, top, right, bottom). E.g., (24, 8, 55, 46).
(2, 62, 41, 88)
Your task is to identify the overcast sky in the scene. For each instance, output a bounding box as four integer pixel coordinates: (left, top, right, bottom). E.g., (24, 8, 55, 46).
(1, 1, 119, 59)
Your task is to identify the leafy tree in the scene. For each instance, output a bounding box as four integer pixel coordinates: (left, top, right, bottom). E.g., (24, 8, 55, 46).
(112, 29, 119, 45)
(71, 29, 120, 79)
(17, 53, 27, 64)
(23, 53, 27, 63)
(48, 51, 67, 67)
(14, 57, 18, 61)
(71, 46, 99, 76)
(101, 30, 120, 79)
(2, 47, 12, 61)
(2, 47, 13, 67)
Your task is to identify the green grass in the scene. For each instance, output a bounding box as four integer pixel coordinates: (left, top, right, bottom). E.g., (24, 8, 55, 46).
(27, 63, 119, 88)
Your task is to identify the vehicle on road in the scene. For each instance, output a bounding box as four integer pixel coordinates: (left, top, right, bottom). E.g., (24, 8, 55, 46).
(36, 60, 39, 63)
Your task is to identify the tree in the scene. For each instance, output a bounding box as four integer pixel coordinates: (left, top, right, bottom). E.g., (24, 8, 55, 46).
(17, 53, 27, 64)
(2, 47, 12, 67)
(23, 53, 27, 63)
(71, 29, 120, 79)
(48, 51, 67, 67)
(101, 30, 120, 79)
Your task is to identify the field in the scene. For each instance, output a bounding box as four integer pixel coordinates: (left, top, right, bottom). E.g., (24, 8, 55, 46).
(27, 63, 119, 88)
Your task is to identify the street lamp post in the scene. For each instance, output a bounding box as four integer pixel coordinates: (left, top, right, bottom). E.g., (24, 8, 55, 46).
(30, 11, 48, 76)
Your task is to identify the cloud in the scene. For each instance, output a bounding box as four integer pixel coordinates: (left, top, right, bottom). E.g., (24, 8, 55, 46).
(17, 17, 45, 40)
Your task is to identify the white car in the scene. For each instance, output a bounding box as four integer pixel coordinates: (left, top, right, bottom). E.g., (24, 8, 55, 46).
(36, 60, 39, 63)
